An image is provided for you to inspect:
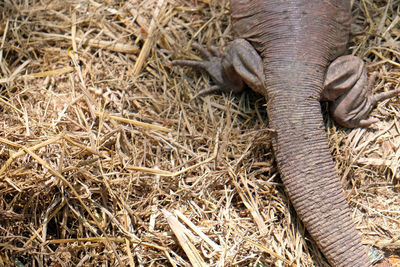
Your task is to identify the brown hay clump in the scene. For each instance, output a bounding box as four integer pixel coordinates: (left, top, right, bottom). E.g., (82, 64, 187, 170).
(0, 0, 399, 266)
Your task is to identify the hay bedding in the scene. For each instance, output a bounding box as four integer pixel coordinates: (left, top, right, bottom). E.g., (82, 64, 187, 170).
(0, 0, 399, 266)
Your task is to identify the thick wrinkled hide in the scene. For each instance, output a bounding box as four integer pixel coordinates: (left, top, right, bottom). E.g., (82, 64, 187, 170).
(231, 1, 371, 266)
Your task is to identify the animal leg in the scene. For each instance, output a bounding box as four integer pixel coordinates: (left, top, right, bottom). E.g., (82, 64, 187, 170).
(172, 39, 266, 97)
(321, 55, 400, 128)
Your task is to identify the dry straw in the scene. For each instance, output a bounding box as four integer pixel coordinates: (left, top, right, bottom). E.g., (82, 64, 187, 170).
(0, 0, 399, 266)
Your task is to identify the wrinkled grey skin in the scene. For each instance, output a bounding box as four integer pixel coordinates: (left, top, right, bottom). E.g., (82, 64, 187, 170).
(173, 1, 400, 266)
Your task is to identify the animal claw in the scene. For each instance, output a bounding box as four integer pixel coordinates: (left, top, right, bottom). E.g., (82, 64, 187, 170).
(191, 85, 222, 100)
(369, 87, 400, 106)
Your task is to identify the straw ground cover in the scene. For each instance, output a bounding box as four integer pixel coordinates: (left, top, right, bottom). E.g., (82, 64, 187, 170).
(0, 0, 399, 266)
